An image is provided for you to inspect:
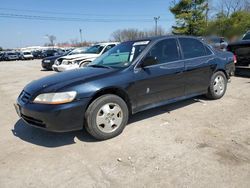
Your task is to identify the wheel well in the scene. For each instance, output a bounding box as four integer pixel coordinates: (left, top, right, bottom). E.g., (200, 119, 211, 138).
(216, 69, 229, 79)
(87, 88, 132, 114)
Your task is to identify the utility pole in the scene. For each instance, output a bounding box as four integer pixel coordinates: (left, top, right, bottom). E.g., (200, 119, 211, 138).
(154, 16, 160, 36)
(79, 29, 83, 46)
(205, 0, 209, 27)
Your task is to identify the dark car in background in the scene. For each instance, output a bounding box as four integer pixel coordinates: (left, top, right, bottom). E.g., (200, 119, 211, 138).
(0, 52, 4, 61)
(227, 31, 250, 67)
(41, 50, 72, 70)
(32, 50, 44, 59)
(42, 49, 64, 58)
(15, 36, 235, 140)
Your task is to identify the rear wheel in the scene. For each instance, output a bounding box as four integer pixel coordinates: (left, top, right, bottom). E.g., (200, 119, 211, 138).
(206, 71, 227, 99)
(85, 94, 129, 140)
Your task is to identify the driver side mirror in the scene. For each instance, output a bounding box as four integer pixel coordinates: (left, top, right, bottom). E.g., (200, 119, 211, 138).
(141, 56, 157, 67)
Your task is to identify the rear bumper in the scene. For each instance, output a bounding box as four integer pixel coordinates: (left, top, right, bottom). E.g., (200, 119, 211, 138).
(225, 62, 235, 77)
(16, 98, 91, 132)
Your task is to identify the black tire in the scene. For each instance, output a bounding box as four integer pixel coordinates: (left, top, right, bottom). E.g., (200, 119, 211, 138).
(206, 71, 227, 100)
(85, 94, 129, 140)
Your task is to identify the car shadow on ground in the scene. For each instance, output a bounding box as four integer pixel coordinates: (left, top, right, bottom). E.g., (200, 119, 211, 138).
(12, 96, 206, 148)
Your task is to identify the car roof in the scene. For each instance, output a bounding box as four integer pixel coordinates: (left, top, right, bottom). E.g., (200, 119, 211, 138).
(95, 42, 120, 46)
(124, 35, 200, 43)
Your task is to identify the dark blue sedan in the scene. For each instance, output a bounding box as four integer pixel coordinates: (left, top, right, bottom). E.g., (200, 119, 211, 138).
(15, 36, 235, 140)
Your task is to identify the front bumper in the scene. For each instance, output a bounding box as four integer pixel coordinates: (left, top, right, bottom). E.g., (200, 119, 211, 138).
(52, 64, 79, 72)
(42, 61, 54, 70)
(225, 62, 236, 77)
(15, 97, 91, 132)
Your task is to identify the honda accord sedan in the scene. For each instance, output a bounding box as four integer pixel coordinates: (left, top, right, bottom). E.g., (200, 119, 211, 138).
(15, 36, 235, 140)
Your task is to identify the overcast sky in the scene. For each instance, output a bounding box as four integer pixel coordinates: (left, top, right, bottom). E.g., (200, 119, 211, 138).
(0, 0, 177, 48)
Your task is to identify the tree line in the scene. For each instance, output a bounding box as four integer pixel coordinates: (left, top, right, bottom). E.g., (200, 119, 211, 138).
(111, 0, 250, 42)
(170, 0, 250, 40)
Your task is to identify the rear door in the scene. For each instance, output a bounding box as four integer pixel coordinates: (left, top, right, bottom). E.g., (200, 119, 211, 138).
(133, 38, 185, 111)
(178, 37, 214, 96)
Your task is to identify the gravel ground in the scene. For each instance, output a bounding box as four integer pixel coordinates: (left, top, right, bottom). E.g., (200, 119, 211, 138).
(0, 60, 250, 188)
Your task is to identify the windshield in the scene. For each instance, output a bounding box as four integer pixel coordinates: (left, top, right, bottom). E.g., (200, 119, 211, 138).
(7, 52, 16, 56)
(84, 45, 104, 54)
(89, 41, 150, 68)
(68, 48, 87, 55)
(23, 52, 31, 55)
(242, 33, 250, 40)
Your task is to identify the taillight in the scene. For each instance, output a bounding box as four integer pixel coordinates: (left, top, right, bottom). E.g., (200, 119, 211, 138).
(233, 54, 237, 64)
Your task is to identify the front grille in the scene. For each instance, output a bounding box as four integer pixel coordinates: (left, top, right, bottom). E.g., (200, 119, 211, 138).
(19, 90, 31, 104)
(21, 114, 46, 128)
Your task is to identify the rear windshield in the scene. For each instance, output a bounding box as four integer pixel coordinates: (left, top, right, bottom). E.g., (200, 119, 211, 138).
(242, 33, 250, 40)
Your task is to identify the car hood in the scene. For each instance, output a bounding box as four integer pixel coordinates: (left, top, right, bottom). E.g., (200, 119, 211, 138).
(61, 53, 99, 60)
(24, 67, 119, 96)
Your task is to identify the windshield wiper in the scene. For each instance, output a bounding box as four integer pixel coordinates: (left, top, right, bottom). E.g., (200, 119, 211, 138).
(88, 64, 111, 69)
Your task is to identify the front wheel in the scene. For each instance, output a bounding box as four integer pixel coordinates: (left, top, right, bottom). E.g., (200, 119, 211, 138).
(85, 94, 129, 140)
(206, 71, 227, 100)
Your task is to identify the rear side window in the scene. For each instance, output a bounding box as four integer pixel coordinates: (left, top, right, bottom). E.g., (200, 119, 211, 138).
(147, 38, 180, 64)
(179, 38, 206, 59)
(204, 45, 213, 55)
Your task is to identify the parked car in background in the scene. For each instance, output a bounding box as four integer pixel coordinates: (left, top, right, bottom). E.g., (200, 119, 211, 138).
(0, 52, 5, 61)
(2, 51, 19, 61)
(32, 50, 44, 59)
(227, 31, 250, 67)
(42, 49, 64, 58)
(52, 42, 118, 72)
(41, 50, 72, 70)
(15, 36, 235, 140)
(202, 36, 228, 51)
(21, 51, 34, 60)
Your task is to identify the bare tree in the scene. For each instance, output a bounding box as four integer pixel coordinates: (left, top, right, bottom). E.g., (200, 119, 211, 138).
(46, 34, 56, 46)
(111, 27, 168, 42)
(244, 0, 250, 12)
(218, 0, 246, 17)
(111, 29, 145, 42)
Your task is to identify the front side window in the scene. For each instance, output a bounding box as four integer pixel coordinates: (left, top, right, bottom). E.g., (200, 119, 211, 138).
(84, 45, 104, 54)
(179, 38, 206, 59)
(146, 38, 180, 64)
(89, 41, 150, 68)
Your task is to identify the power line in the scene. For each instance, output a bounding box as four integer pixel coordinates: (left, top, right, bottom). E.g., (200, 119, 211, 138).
(0, 13, 170, 23)
(0, 7, 168, 18)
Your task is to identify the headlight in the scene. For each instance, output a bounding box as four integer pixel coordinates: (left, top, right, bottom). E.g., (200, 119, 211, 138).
(73, 60, 82, 65)
(33, 91, 77, 104)
(62, 60, 70, 65)
(54, 59, 60, 65)
(43, 59, 51, 63)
